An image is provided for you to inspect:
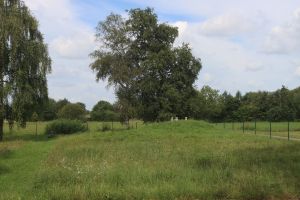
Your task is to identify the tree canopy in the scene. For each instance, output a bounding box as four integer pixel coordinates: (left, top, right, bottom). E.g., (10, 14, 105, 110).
(189, 85, 300, 122)
(90, 8, 202, 122)
(91, 100, 119, 121)
(58, 103, 86, 121)
(0, 0, 51, 140)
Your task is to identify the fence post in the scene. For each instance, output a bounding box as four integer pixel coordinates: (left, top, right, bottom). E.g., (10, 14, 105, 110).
(269, 121, 272, 139)
(254, 120, 257, 135)
(243, 122, 245, 133)
(288, 121, 290, 141)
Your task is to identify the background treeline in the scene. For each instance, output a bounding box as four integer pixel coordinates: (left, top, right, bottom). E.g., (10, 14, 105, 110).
(190, 85, 299, 122)
(38, 84, 300, 123)
(36, 99, 119, 122)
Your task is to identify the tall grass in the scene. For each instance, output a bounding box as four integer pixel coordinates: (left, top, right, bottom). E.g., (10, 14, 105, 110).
(1, 121, 300, 199)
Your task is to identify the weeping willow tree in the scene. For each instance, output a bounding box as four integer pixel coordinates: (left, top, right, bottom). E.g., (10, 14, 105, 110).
(0, 0, 51, 141)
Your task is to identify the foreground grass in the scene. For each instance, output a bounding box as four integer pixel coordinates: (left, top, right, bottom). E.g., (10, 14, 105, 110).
(1, 121, 300, 199)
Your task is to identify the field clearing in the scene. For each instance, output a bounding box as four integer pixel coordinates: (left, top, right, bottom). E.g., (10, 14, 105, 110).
(1, 121, 300, 199)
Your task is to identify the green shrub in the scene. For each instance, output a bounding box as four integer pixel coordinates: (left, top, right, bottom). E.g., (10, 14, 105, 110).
(91, 101, 120, 121)
(45, 120, 87, 135)
(101, 122, 112, 132)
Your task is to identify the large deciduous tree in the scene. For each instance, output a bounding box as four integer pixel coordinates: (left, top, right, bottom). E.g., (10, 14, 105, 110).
(90, 8, 202, 122)
(0, 0, 51, 140)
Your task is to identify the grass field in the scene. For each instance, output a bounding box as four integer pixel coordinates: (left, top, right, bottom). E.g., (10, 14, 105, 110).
(1, 120, 300, 199)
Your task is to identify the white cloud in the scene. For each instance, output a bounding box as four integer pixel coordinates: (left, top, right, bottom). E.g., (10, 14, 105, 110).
(172, 21, 188, 35)
(174, 21, 265, 72)
(199, 14, 255, 37)
(203, 73, 212, 83)
(25, 0, 96, 59)
(51, 30, 95, 59)
(295, 67, 300, 77)
(263, 8, 300, 54)
(245, 62, 264, 72)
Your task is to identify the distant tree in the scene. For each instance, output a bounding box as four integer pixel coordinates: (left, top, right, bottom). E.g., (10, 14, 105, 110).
(265, 86, 296, 121)
(292, 87, 300, 119)
(236, 104, 259, 121)
(58, 104, 85, 121)
(55, 99, 70, 113)
(189, 86, 223, 122)
(42, 98, 57, 121)
(90, 8, 201, 122)
(0, 0, 51, 140)
(220, 92, 240, 121)
(91, 101, 119, 121)
(76, 102, 86, 112)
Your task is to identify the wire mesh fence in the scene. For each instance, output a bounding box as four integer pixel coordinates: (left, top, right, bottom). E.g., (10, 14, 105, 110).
(216, 121, 300, 141)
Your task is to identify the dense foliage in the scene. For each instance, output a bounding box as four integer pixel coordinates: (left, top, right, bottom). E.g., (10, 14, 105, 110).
(45, 119, 87, 135)
(58, 103, 86, 121)
(34, 98, 87, 121)
(0, 0, 51, 140)
(90, 8, 202, 122)
(91, 101, 119, 121)
(190, 85, 299, 122)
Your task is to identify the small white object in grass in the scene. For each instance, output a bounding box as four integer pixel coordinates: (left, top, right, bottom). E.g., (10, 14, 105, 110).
(171, 117, 174, 122)
(175, 117, 178, 121)
(185, 117, 188, 121)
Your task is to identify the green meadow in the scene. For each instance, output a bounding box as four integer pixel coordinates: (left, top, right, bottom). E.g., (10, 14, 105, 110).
(1, 121, 300, 199)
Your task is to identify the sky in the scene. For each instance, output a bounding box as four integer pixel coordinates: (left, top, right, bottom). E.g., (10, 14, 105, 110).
(23, 0, 300, 110)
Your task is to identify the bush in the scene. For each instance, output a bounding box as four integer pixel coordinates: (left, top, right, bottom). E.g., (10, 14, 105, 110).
(45, 120, 87, 135)
(101, 123, 112, 132)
